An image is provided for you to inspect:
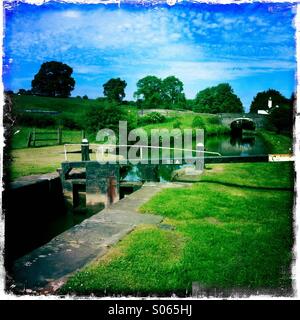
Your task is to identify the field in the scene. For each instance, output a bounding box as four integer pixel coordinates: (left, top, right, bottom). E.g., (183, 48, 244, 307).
(12, 94, 105, 118)
(257, 130, 294, 154)
(60, 162, 294, 295)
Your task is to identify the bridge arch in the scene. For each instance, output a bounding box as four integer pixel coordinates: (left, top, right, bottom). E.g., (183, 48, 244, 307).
(218, 113, 267, 129)
(230, 118, 256, 132)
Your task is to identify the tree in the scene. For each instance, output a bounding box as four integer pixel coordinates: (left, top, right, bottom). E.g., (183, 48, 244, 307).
(18, 89, 32, 95)
(18, 89, 27, 95)
(249, 89, 289, 113)
(161, 76, 186, 108)
(103, 78, 127, 102)
(134, 76, 163, 108)
(31, 61, 75, 97)
(193, 87, 214, 113)
(268, 104, 293, 133)
(85, 101, 127, 133)
(193, 83, 243, 113)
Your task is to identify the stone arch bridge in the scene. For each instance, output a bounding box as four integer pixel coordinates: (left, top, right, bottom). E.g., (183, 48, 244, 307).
(218, 113, 267, 129)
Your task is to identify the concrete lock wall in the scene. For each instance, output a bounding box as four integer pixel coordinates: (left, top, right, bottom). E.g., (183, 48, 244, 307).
(3, 175, 65, 263)
(86, 162, 120, 208)
(60, 161, 120, 210)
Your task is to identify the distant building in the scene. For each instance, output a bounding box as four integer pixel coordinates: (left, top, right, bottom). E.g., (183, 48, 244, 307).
(257, 97, 277, 115)
(268, 97, 272, 109)
(258, 110, 269, 115)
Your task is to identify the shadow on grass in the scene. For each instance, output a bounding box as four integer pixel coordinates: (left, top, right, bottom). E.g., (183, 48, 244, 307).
(199, 179, 294, 191)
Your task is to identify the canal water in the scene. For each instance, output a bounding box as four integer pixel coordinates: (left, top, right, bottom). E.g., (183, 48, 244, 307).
(121, 133, 271, 183)
(205, 133, 271, 157)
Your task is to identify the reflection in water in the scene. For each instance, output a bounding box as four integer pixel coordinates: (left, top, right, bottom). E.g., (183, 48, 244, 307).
(205, 133, 271, 157)
(121, 163, 182, 183)
(230, 135, 255, 147)
(120, 134, 271, 182)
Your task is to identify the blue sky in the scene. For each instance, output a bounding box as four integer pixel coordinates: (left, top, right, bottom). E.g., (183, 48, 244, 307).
(3, 1, 297, 111)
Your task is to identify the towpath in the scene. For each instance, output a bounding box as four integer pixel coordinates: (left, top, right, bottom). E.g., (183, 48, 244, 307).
(9, 182, 187, 294)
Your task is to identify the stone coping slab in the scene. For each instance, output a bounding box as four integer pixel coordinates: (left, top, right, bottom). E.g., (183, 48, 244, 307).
(8, 183, 187, 294)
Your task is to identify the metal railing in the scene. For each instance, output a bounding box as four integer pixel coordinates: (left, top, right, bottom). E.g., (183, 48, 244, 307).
(63, 143, 222, 162)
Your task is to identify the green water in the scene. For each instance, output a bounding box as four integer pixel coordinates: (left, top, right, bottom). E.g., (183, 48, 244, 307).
(121, 134, 271, 182)
(205, 133, 271, 157)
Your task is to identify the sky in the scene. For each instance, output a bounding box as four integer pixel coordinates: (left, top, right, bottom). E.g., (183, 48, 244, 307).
(2, 0, 297, 111)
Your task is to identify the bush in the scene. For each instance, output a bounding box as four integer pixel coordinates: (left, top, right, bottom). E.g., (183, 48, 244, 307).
(84, 101, 127, 134)
(207, 116, 221, 125)
(17, 112, 57, 127)
(126, 109, 138, 131)
(59, 115, 82, 130)
(139, 112, 166, 125)
(192, 116, 205, 128)
(18, 89, 32, 95)
(268, 104, 293, 133)
(82, 95, 88, 100)
(173, 118, 182, 129)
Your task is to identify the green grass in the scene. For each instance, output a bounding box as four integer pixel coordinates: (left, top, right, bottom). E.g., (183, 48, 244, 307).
(257, 130, 292, 154)
(9, 145, 73, 180)
(9, 142, 118, 180)
(140, 114, 230, 137)
(60, 162, 294, 296)
(12, 94, 137, 113)
(10, 126, 97, 149)
(8, 125, 99, 179)
(199, 162, 294, 189)
(11, 94, 138, 132)
(13, 94, 104, 116)
(12, 95, 102, 129)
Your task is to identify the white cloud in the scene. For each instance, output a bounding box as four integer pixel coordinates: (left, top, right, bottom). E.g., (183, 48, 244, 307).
(156, 59, 295, 83)
(62, 10, 81, 18)
(73, 65, 105, 75)
(5, 3, 296, 102)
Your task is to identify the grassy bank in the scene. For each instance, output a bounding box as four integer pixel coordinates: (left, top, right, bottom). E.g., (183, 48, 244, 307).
(10, 127, 88, 149)
(8, 146, 78, 180)
(12, 94, 106, 120)
(140, 114, 230, 137)
(60, 162, 294, 295)
(257, 130, 293, 154)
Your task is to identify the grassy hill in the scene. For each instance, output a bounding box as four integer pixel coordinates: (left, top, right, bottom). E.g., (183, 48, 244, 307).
(10, 95, 229, 148)
(12, 94, 138, 129)
(12, 94, 103, 114)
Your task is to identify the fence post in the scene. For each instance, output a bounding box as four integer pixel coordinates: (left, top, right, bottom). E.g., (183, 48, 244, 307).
(195, 143, 204, 172)
(81, 138, 90, 161)
(32, 128, 36, 147)
(27, 131, 32, 147)
(140, 146, 143, 161)
(81, 130, 86, 139)
(57, 127, 62, 145)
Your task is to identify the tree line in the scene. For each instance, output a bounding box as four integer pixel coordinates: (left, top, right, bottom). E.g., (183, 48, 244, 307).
(13, 61, 294, 117)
